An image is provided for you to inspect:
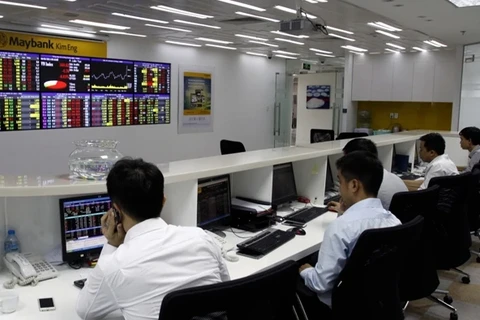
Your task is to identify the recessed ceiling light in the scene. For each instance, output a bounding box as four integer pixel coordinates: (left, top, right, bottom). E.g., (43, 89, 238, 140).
(350, 51, 364, 55)
(165, 40, 202, 47)
(329, 33, 355, 41)
(412, 47, 427, 52)
(367, 22, 402, 32)
(369, 52, 381, 55)
(69, 19, 130, 30)
(270, 30, 309, 39)
(145, 24, 192, 32)
(316, 53, 335, 57)
(235, 34, 268, 41)
(386, 43, 405, 50)
(40, 24, 71, 30)
(235, 11, 280, 22)
(112, 13, 168, 24)
(447, 0, 480, 7)
(174, 20, 221, 29)
(309, 48, 333, 54)
(37, 27, 96, 38)
(246, 52, 268, 57)
(205, 44, 237, 50)
(274, 38, 304, 45)
(248, 40, 278, 47)
(150, 5, 213, 19)
(100, 30, 146, 38)
(273, 50, 300, 55)
(341, 45, 368, 52)
(326, 26, 354, 35)
(375, 30, 400, 39)
(0, 1, 46, 9)
(385, 48, 400, 53)
(424, 40, 447, 47)
(275, 54, 298, 60)
(217, 0, 265, 12)
(274, 5, 317, 19)
(196, 37, 233, 44)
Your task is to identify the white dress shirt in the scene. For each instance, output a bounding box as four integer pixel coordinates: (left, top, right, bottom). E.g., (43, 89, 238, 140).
(76, 218, 230, 320)
(466, 145, 480, 172)
(378, 169, 408, 210)
(300, 198, 401, 307)
(419, 154, 458, 190)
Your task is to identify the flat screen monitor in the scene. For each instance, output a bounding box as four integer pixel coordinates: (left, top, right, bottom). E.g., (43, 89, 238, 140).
(311, 129, 335, 144)
(272, 162, 298, 206)
(59, 194, 111, 262)
(197, 175, 231, 229)
(325, 160, 335, 192)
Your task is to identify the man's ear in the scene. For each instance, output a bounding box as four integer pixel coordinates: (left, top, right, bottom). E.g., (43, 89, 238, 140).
(350, 179, 360, 193)
(163, 196, 167, 206)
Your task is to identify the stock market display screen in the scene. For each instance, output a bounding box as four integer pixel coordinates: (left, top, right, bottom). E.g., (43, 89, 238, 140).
(0, 51, 171, 132)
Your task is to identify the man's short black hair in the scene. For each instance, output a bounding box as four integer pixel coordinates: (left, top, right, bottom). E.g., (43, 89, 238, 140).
(107, 158, 165, 221)
(336, 151, 384, 197)
(342, 138, 378, 157)
(460, 126, 480, 145)
(419, 133, 446, 155)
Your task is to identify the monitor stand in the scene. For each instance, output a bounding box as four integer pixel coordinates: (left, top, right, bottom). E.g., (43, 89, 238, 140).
(208, 227, 227, 238)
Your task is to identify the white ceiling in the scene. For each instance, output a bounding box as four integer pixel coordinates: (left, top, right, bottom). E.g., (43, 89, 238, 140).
(0, 0, 457, 63)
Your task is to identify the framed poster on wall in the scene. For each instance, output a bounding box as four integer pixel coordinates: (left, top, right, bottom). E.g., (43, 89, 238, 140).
(178, 65, 214, 134)
(306, 85, 330, 109)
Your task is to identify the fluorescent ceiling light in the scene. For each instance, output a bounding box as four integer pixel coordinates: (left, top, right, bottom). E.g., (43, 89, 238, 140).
(145, 24, 192, 32)
(306, 0, 328, 2)
(329, 33, 355, 41)
(385, 48, 400, 53)
(369, 52, 381, 55)
(40, 24, 70, 30)
(273, 50, 300, 55)
(310, 48, 333, 54)
(316, 53, 335, 57)
(274, 38, 304, 45)
(386, 43, 405, 50)
(217, 0, 265, 12)
(424, 40, 447, 47)
(375, 30, 400, 39)
(196, 37, 232, 44)
(112, 13, 168, 24)
(274, 5, 317, 19)
(246, 52, 267, 57)
(150, 5, 213, 19)
(326, 26, 353, 35)
(37, 27, 96, 38)
(412, 46, 427, 52)
(205, 44, 237, 50)
(350, 51, 364, 55)
(100, 30, 146, 38)
(275, 54, 298, 60)
(302, 59, 319, 64)
(248, 40, 278, 47)
(0, 1, 46, 9)
(367, 22, 402, 32)
(235, 11, 280, 22)
(69, 19, 130, 30)
(341, 45, 368, 52)
(165, 40, 201, 47)
(235, 34, 268, 41)
(271, 30, 309, 39)
(447, 0, 480, 7)
(174, 20, 221, 29)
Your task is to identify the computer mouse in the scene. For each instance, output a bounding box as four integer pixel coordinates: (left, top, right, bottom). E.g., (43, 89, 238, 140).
(288, 227, 306, 236)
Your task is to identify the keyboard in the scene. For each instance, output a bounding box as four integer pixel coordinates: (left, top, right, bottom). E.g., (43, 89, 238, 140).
(237, 229, 295, 256)
(284, 206, 328, 223)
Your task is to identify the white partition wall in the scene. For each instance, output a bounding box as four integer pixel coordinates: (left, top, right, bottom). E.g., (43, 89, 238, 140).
(231, 167, 273, 203)
(293, 157, 328, 204)
(162, 180, 198, 227)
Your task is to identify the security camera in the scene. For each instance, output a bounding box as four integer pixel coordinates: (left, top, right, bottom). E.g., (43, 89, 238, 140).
(267, 51, 273, 59)
(319, 59, 326, 65)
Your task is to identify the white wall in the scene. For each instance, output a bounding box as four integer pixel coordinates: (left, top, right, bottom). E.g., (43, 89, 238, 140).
(0, 36, 285, 175)
(459, 43, 480, 129)
(295, 73, 336, 145)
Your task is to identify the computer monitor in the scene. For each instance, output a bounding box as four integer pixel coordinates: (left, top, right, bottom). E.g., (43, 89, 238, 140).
(310, 129, 335, 144)
(325, 160, 335, 192)
(197, 175, 231, 230)
(392, 145, 397, 172)
(272, 163, 298, 206)
(59, 194, 111, 263)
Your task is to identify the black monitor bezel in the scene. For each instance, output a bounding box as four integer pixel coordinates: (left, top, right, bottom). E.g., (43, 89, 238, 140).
(197, 174, 232, 229)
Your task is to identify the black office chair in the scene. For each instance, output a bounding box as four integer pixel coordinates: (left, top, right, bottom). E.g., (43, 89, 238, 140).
(310, 129, 335, 143)
(468, 163, 480, 262)
(331, 216, 424, 320)
(220, 140, 246, 155)
(428, 172, 473, 284)
(158, 260, 307, 320)
(336, 132, 368, 140)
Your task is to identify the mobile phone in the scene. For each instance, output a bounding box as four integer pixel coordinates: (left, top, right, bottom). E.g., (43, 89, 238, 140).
(38, 298, 55, 312)
(112, 208, 120, 224)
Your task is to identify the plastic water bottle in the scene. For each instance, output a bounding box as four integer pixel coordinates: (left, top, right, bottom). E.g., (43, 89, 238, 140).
(4, 230, 20, 254)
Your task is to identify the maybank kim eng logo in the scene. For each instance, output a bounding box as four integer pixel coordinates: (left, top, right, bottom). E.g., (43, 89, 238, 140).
(0, 32, 8, 48)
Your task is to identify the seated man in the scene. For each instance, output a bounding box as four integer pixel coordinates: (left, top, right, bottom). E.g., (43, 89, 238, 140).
(76, 158, 230, 320)
(460, 126, 480, 172)
(328, 138, 407, 211)
(299, 151, 401, 316)
(407, 133, 458, 190)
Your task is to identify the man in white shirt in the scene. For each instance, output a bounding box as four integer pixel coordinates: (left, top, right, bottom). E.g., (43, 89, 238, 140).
(76, 158, 230, 320)
(417, 133, 458, 190)
(299, 151, 401, 318)
(459, 126, 480, 172)
(328, 138, 407, 211)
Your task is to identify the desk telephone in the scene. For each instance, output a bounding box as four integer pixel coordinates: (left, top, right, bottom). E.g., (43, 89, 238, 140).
(3, 253, 58, 289)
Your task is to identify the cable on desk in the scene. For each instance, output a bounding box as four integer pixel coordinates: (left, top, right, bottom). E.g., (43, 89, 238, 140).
(68, 261, 82, 270)
(230, 228, 252, 239)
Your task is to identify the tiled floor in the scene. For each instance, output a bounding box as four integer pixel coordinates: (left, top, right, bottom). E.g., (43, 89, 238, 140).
(404, 237, 480, 320)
